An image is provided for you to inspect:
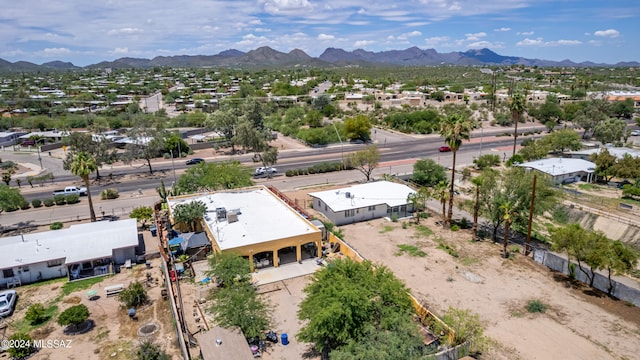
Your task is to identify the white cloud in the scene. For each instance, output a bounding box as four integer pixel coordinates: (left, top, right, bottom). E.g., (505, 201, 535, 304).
(318, 34, 335, 40)
(396, 31, 422, 40)
(254, 28, 271, 33)
(107, 27, 143, 36)
(516, 38, 544, 46)
(465, 32, 487, 41)
(354, 40, 375, 47)
(494, 27, 511, 32)
(517, 31, 534, 36)
(594, 29, 620, 38)
(516, 38, 581, 47)
(468, 41, 504, 49)
(262, 0, 312, 14)
(424, 36, 450, 47)
(40, 48, 71, 55)
(111, 47, 128, 54)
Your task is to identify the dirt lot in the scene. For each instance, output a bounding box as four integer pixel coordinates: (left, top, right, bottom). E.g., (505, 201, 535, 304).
(285, 186, 640, 360)
(4, 256, 181, 360)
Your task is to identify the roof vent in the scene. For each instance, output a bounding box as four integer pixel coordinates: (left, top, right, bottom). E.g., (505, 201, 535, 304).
(345, 192, 351, 198)
(227, 211, 238, 223)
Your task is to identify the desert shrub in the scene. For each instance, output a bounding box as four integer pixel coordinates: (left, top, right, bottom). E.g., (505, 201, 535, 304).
(526, 300, 547, 313)
(135, 339, 170, 360)
(101, 188, 119, 200)
(19, 200, 30, 210)
(54, 194, 66, 205)
(390, 213, 399, 222)
(31, 199, 42, 208)
(118, 281, 149, 308)
(285, 170, 295, 177)
(473, 154, 501, 169)
(451, 224, 460, 231)
(57, 304, 89, 327)
(43, 198, 55, 207)
(7, 332, 36, 359)
(50, 222, 64, 230)
(65, 194, 80, 204)
(25, 303, 48, 325)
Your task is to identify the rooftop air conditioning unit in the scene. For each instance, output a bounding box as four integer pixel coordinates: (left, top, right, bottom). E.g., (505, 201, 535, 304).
(216, 207, 227, 220)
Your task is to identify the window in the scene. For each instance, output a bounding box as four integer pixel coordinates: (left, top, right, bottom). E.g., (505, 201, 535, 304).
(19, 266, 29, 273)
(47, 259, 64, 267)
(344, 210, 355, 217)
(2, 269, 14, 278)
(368, 206, 376, 211)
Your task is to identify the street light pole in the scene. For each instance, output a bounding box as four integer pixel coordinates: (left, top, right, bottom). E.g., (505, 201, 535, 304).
(332, 123, 344, 170)
(37, 145, 43, 169)
(170, 150, 177, 184)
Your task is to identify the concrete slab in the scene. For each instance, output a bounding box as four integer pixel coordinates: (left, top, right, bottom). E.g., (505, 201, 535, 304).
(252, 259, 322, 286)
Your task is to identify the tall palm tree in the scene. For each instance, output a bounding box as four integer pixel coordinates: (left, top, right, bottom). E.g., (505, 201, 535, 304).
(439, 113, 473, 226)
(508, 92, 526, 157)
(499, 201, 516, 258)
(433, 180, 450, 226)
(70, 151, 97, 222)
(471, 175, 484, 240)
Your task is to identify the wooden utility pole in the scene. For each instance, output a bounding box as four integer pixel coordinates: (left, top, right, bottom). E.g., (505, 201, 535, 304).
(525, 174, 537, 256)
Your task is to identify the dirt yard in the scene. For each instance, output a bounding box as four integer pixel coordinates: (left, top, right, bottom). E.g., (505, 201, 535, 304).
(286, 186, 640, 360)
(4, 256, 180, 360)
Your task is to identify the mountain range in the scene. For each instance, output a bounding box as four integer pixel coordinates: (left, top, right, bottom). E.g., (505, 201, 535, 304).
(1, 47, 637, 72)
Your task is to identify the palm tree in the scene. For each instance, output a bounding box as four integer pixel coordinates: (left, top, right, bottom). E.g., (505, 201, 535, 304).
(508, 92, 526, 157)
(439, 113, 473, 226)
(471, 175, 484, 240)
(499, 201, 516, 258)
(433, 181, 450, 226)
(70, 151, 97, 222)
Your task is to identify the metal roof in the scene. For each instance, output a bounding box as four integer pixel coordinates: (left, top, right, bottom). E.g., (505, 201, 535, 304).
(0, 219, 139, 269)
(308, 181, 416, 212)
(517, 158, 595, 176)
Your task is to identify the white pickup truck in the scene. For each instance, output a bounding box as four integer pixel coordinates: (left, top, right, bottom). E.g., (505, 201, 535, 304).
(53, 186, 87, 196)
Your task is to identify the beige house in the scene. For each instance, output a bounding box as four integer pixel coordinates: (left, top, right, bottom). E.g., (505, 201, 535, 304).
(168, 186, 322, 271)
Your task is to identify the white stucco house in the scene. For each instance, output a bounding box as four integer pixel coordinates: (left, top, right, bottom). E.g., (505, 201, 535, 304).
(0, 219, 139, 288)
(516, 158, 596, 184)
(309, 181, 416, 226)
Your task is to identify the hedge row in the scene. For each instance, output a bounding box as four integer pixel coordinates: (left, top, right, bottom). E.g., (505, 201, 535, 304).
(285, 161, 353, 177)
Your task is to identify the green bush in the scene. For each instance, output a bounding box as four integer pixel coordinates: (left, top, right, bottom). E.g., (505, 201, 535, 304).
(19, 200, 30, 210)
(451, 224, 460, 231)
(54, 194, 66, 205)
(57, 304, 90, 326)
(25, 303, 49, 325)
(118, 281, 149, 308)
(7, 332, 36, 359)
(65, 194, 80, 204)
(101, 188, 119, 200)
(50, 222, 64, 230)
(390, 213, 399, 222)
(43, 198, 55, 207)
(526, 300, 547, 313)
(473, 154, 501, 169)
(31, 199, 42, 208)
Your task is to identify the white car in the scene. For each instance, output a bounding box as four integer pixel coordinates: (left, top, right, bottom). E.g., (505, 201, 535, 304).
(0, 290, 17, 317)
(630, 130, 640, 136)
(255, 167, 277, 176)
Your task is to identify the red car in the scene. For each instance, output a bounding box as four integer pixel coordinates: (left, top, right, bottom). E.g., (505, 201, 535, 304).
(439, 146, 451, 152)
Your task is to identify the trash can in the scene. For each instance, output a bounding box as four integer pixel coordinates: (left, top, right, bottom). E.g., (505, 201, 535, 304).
(150, 226, 157, 237)
(281, 333, 289, 345)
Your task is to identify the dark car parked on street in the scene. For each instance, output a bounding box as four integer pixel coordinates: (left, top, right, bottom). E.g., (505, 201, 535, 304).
(185, 158, 204, 165)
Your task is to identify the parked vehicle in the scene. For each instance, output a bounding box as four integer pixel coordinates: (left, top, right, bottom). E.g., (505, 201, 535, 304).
(255, 167, 277, 176)
(631, 130, 640, 136)
(439, 146, 451, 152)
(0, 290, 17, 317)
(52, 186, 87, 196)
(185, 158, 204, 165)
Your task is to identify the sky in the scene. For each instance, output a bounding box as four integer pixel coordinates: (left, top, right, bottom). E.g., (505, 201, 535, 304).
(1, 0, 639, 66)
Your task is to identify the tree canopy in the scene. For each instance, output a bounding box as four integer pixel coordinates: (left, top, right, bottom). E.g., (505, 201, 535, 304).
(348, 145, 380, 181)
(412, 159, 447, 187)
(0, 184, 26, 213)
(176, 161, 254, 193)
(297, 259, 426, 357)
(172, 200, 207, 232)
(70, 151, 97, 222)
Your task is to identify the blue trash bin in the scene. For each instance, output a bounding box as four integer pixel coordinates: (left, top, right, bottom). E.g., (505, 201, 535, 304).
(281, 333, 289, 345)
(150, 226, 157, 237)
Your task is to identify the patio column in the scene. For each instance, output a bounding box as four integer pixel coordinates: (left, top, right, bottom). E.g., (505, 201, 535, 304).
(296, 245, 302, 263)
(249, 253, 255, 272)
(273, 250, 279, 267)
